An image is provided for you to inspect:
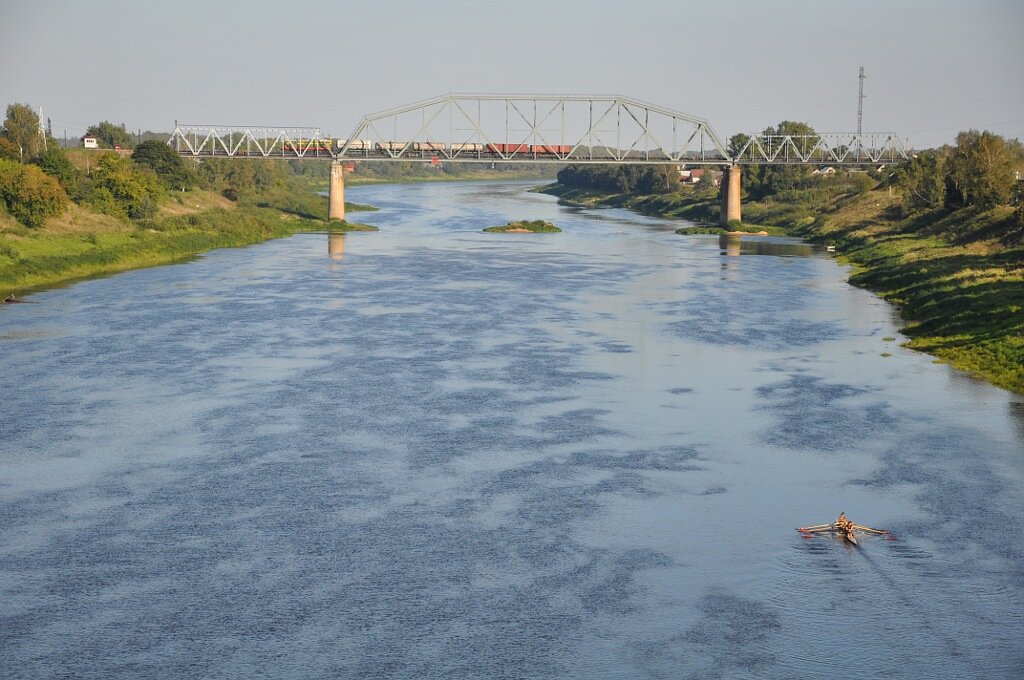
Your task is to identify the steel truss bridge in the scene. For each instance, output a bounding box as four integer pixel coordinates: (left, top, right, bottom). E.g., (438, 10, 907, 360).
(168, 93, 910, 166)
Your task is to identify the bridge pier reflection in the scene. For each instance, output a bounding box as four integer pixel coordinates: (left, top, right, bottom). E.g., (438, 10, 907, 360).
(719, 233, 742, 256)
(328, 232, 345, 259)
(329, 161, 345, 222)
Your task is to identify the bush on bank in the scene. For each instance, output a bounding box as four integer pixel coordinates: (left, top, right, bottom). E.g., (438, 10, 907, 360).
(0, 159, 68, 228)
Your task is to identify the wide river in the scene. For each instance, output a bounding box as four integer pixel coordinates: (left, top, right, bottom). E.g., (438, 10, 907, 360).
(2, 181, 1022, 679)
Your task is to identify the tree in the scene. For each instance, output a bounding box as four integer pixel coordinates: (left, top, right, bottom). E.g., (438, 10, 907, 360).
(896, 150, 947, 209)
(0, 136, 20, 162)
(0, 159, 68, 227)
(743, 121, 818, 200)
(33, 146, 76, 188)
(728, 133, 751, 159)
(132, 140, 193, 190)
(2, 103, 44, 161)
(85, 121, 134, 149)
(946, 130, 1015, 208)
(90, 153, 162, 219)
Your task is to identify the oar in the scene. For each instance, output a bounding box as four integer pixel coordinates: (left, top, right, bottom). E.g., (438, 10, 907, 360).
(853, 524, 889, 534)
(797, 526, 834, 534)
(797, 524, 833, 531)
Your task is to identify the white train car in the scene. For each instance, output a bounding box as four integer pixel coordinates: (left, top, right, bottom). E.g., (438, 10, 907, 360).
(375, 141, 409, 152)
(337, 139, 373, 151)
(411, 142, 446, 153)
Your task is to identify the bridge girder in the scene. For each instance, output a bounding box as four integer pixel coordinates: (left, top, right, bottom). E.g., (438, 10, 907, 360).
(732, 133, 910, 165)
(336, 93, 732, 165)
(167, 94, 910, 166)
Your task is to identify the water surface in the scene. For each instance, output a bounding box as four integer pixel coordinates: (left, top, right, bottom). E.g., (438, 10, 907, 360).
(2, 181, 1022, 679)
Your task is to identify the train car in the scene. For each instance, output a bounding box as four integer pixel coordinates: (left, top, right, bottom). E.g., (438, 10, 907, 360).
(376, 141, 409, 153)
(337, 139, 373, 151)
(530, 144, 573, 155)
(486, 143, 530, 155)
(411, 142, 446, 153)
(282, 139, 333, 153)
(450, 143, 484, 153)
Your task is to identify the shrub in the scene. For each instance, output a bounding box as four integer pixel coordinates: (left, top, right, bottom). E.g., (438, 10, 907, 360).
(132, 140, 193, 190)
(89, 153, 163, 219)
(0, 158, 68, 227)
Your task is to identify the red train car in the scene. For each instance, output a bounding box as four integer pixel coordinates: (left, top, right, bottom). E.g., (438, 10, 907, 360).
(486, 143, 530, 154)
(531, 145, 572, 155)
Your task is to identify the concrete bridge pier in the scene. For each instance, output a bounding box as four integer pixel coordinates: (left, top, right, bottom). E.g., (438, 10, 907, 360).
(329, 161, 345, 222)
(719, 165, 741, 227)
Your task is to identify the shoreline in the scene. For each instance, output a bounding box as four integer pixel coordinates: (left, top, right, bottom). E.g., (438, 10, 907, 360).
(537, 183, 1023, 394)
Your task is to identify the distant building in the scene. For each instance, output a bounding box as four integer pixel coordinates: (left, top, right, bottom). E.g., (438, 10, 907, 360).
(82, 136, 98, 149)
(812, 166, 836, 175)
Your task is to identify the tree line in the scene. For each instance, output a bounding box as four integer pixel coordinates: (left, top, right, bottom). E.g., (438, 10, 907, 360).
(556, 119, 1023, 221)
(0, 102, 330, 228)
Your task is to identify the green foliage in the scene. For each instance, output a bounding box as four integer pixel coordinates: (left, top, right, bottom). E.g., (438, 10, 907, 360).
(744, 121, 818, 200)
(556, 164, 676, 194)
(848, 172, 876, 195)
(33, 147, 76, 188)
(728, 133, 751, 159)
(894, 131, 1019, 212)
(88, 153, 162, 219)
(0, 159, 69, 227)
(196, 158, 283, 195)
(132, 140, 193, 190)
(484, 220, 560, 233)
(946, 130, 1015, 208)
(85, 121, 134, 149)
(0, 136, 21, 162)
(896, 150, 947, 210)
(2, 103, 44, 161)
(694, 170, 719, 198)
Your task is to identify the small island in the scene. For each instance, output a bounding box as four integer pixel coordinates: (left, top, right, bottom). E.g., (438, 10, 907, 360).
(327, 220, 379, 232)
(484, 220, 561, 233)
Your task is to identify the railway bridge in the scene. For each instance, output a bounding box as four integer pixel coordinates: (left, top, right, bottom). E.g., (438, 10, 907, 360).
(168, 93, 910, 225)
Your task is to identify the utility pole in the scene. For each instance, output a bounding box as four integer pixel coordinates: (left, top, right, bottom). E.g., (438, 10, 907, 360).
(857, 67, 866, 137)
(38, 106, 47, 151)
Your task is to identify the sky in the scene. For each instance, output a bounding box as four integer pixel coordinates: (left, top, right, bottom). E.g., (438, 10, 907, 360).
(1, 0, 1022, 149)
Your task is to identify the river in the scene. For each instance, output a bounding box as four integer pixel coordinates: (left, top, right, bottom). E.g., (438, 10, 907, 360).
(1, 181, 1022, 679)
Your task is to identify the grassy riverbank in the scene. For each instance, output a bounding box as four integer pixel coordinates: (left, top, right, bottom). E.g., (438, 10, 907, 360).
(537, 183, 785, 234)
(539, 182, 1024, 393)
(788, 193, 1023, 393)
(0, 189, 376, 296)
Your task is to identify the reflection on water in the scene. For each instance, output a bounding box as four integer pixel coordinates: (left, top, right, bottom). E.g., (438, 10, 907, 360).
(328, 232, 345, 259)
(719, 233, 821, 257)
(0, 181, 1021, 679)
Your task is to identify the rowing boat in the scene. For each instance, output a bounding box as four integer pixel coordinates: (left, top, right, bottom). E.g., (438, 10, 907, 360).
(797, 521, 891, 545)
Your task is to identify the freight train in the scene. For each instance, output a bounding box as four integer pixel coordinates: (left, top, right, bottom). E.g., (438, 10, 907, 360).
(339, 140, 573, 156)
(278, 139, 575, 157)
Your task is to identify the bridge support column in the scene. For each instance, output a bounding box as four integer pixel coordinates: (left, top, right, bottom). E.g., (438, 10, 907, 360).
(329, 161, 345, 222)
(719, 164, 741, 227)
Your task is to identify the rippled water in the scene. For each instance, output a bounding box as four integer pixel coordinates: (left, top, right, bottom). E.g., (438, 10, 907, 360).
(2, 181, 1022, 679)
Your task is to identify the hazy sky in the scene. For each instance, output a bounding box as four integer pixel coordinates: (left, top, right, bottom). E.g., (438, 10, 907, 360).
(2, 0, 1021, 149)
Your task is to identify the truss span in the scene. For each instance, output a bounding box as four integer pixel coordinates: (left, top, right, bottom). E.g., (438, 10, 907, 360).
(732, 133, 910, 165)
(168, 126, 334, 159)
(334, 93, 731, 165)
(167, 94, 910, 166)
